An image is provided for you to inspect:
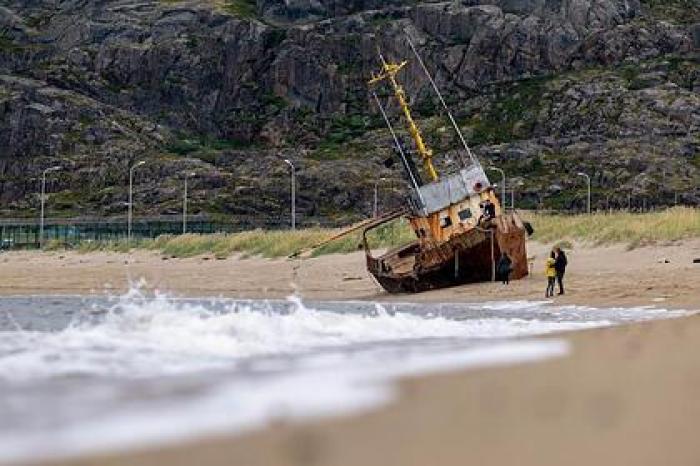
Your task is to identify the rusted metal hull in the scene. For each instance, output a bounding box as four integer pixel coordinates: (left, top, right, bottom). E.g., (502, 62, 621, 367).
(365, 213, 529, 294)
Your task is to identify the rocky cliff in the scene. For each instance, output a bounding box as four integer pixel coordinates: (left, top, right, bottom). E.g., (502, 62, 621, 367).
(0, 0, 698, 220)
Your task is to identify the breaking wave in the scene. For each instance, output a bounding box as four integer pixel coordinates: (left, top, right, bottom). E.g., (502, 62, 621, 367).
(0, 290, 607, 382)
(0, 289, 688, 463)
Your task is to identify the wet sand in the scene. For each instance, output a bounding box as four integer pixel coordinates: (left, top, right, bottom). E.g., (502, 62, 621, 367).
(3, 240, 699, 466)
(50, 312, 700, 466)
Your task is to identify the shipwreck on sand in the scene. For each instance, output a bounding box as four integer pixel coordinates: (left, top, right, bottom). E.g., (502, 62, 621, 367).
(297, 38, 532, 294)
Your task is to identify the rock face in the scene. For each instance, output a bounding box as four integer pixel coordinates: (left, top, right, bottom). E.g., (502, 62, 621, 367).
(0, 0, 697, 219)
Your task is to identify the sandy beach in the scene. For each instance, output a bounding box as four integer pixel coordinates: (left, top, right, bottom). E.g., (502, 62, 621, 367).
(0, 240, 698, 308)
(3, 240, 699, 466)
(50, 310, 700, 466)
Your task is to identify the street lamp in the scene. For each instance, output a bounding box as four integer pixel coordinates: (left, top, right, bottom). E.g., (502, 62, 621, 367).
(40, 166, 61, 248)
(577, 172, 591, 214)
(128, 161, 146, 243)
(183, 172, 196, 234)
(486, 167, 506, 208)
(283, 159, 296, 230)
(373, 177, 387, 218)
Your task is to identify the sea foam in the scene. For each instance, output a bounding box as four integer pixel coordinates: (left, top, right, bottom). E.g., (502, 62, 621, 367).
(0, 290, 686, 463)
(0, 290, 605, 381)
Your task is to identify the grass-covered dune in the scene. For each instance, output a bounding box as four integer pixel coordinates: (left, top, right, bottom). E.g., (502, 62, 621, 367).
(75, 219, 416, 259)
(527, 207, 700, 249)
(69, 207, 700, 258)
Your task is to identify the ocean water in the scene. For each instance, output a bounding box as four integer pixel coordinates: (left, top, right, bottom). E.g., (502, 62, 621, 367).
(0, 291, 689, 464)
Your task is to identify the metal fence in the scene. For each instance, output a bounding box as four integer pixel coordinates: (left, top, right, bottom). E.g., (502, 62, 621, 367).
(0, 215, 347, 249)
(2, 206, 695, 249)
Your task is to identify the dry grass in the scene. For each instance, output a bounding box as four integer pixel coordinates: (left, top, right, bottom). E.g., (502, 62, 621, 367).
(524, 207, 700, 248)
(75, 208, 700, 258)
(149, 229, 335, 259)
(77, 219, 415, 258)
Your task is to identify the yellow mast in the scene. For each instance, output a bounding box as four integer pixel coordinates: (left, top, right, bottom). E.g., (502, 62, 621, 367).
(369, 55, 438, 182)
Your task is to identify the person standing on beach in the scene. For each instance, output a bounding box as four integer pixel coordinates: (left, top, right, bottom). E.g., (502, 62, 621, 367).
(545, 251, 556, 298)
(554, 247, 568, 295)
(497, 252, 512, 285)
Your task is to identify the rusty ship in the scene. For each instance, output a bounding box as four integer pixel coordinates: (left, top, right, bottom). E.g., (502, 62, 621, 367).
(293, 38, 531, 294)
(359, 39, 531, 294)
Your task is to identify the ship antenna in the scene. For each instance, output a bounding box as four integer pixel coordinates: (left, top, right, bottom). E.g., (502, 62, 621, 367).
(404, 32, 481, 170)
(369, 48, 439, 182)
(371, 91, 426, 209)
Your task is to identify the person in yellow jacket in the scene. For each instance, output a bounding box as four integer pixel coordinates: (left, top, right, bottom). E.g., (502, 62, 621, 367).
(545, 251, 557, 298)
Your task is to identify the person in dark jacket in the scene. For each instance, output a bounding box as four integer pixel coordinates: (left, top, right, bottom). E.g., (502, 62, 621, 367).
(497, 252, 513, 285)
(478, 199, 496, 226)
(484, 199, 496, 219)
(554, 247, 568, 295)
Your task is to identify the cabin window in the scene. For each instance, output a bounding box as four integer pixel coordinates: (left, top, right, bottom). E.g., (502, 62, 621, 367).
(458, 208, 472, 221)
(440, 216, 452, 228)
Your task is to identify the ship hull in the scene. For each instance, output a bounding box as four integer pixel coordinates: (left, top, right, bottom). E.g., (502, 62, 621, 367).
(365, 213, 529, 294)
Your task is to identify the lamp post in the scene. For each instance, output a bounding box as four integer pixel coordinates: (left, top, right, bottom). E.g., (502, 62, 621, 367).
(128, 161, 146, 243)
(577, 172, 591, 214)
(487, 167, 506, 208)
(183, 172, 196, 234)
(283, 159, 296, 230)
(40, 166, 61, 248)
(373, 177, 387, 218)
